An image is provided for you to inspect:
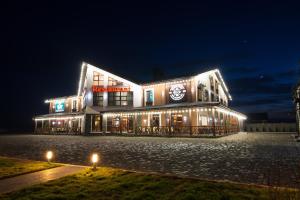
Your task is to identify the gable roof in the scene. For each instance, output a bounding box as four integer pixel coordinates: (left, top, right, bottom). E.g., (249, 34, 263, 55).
(77, 62, 232, 100)
(77, 62, 141, 96)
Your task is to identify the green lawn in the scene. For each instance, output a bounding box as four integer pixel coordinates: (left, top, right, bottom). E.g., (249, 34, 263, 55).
(1, 167, 298, 200)
(0, 156, 60, 179)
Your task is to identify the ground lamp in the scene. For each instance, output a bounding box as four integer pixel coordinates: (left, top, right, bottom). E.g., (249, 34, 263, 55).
(91, 153, 99, 170)
(46, 151, 53, 163)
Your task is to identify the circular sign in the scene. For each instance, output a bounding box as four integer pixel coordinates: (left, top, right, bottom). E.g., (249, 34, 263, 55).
(169, 84, 187, 101)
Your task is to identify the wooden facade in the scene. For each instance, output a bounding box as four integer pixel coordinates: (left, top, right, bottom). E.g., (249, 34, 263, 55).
(34, 62, 246, 137)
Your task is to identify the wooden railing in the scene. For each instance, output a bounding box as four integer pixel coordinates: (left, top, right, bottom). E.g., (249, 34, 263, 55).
(35, 125, 239, 137)
(35, 127, 81, 135)
(106, 125, 239, 137)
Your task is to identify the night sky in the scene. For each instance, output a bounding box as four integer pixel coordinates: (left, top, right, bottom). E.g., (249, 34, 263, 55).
(1, 1, 300, 131)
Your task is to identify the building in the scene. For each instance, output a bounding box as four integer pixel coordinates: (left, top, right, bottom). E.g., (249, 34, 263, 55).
(33, 62, 246, 137)
(294, 83, 300, 135)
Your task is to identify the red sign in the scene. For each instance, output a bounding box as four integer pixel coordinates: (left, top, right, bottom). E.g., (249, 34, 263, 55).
(92, 86, 130, 92)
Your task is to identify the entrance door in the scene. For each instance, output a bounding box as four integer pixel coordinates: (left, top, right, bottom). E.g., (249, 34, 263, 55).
(171, 114, 183, 133)
(92, 115, 102, 132)
(121, 116, 134, 133)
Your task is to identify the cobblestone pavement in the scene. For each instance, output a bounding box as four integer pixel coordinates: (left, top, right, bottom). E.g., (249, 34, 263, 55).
(0, 133, 299, 187)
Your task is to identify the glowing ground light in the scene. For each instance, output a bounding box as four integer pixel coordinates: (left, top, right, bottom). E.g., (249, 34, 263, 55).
(91, 153, 99, 170)
(46, 151, 53, 163)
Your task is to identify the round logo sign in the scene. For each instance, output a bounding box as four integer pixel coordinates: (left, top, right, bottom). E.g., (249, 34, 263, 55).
(169, 84, 187, 101)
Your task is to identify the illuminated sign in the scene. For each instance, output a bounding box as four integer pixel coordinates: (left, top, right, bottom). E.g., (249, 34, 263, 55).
(92, 86, 130, 92)
(169, 84, 186, 101)
(55, 100, 65, 112)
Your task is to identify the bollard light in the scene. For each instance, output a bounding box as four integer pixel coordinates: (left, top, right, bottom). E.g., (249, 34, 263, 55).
(46, 151, 53, 163)
(91, 153, 99, 170)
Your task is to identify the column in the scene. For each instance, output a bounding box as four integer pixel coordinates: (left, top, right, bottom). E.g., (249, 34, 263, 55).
(35, 120, 37, 133)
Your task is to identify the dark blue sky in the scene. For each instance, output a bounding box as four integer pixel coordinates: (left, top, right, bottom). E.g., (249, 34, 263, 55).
(1, 1, 300, 130)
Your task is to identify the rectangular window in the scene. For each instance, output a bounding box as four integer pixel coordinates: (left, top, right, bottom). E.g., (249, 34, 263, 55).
(151, 114, 160, 126)
(197, 86, 203, 101)
(93, 92, 103, 106)
(108, 92, 133, 106)
(93, 72, 104, 86)
(171, 114, 183, 127)
(146, 90, 154, 106)
(209, 76, 214, 91)
(72, 100, 77, 112)
(215, 80, 219, 94)
(204, 90, 209, 101)
(108, 77, 123, 86)
(211, 93, 215, 102)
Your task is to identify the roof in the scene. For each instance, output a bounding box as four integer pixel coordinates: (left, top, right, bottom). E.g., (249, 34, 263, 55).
(81, 62, 232, 99)
(141, 75, 196, 86)
(97, 102, 221, 113)
(34, 112, 85, 119)
(44, 95, 78, 103)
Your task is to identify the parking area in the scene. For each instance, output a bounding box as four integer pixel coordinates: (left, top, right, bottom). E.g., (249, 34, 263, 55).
(0, 132, 299, 187)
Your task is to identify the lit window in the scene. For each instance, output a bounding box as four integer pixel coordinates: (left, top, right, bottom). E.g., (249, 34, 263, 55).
(93, 72, 104, 86)
(108, 92, 133, 106)
(93, 93, 103, 106)
(146, 90, 154, 106)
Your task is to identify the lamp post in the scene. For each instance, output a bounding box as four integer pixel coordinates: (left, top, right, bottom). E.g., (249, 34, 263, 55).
(294, 84, 300, 136)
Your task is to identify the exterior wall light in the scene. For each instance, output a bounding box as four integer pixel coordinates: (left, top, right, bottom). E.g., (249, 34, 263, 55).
(91, 153, 99, 170)
(46, 151, 53, 163)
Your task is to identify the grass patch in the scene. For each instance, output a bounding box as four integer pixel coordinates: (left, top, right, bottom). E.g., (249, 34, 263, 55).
(1, 167, 299, 200)
(0, 156, 60, 179)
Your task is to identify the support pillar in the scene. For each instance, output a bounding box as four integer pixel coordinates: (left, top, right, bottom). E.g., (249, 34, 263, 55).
(35, 120, 37, 133)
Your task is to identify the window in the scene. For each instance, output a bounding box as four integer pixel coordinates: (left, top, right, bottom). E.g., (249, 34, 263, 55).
(171, 114, 183, 127)
(93, 72, 104, 86)
(72, 100, 77, 112)
(209, 76, 214, 91)
(197, 85, 203, 101)
(151, 114, 160, 127)
(215, 80, 219, 94)
(204, 90, 209, 102)
(146, 90, 154, 106)
(93, 93, 103, 106)
(211, 93, 215, 102)
(108, 92, 133, 106)
(108, 77, 123, 86)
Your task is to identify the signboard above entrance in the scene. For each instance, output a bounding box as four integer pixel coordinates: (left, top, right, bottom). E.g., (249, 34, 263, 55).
(92, 86, 130, 93)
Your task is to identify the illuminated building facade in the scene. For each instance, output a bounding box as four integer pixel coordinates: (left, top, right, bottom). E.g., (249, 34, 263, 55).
(34, 62, 246, 136)
(294, 83, 300, 135)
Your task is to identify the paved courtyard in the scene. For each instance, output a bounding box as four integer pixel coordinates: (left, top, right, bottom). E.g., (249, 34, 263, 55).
(0, 133, 299, 187)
